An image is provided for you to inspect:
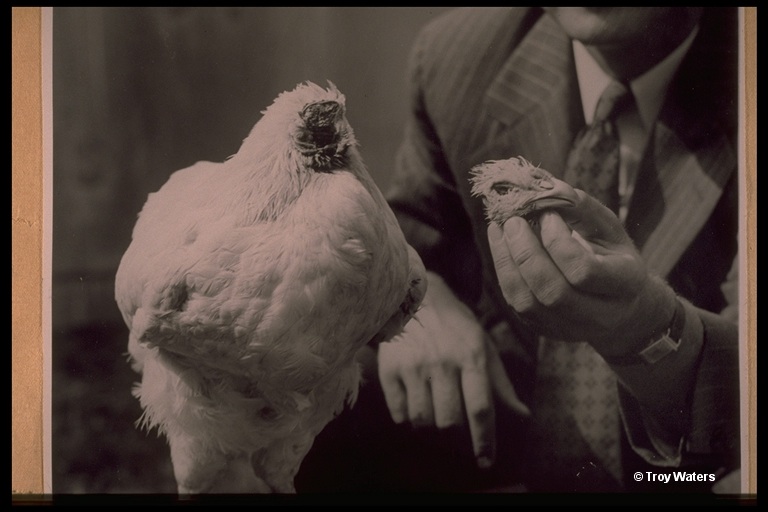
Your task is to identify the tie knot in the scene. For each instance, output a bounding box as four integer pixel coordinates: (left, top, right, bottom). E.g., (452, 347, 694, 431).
(593, 81, 631, 123)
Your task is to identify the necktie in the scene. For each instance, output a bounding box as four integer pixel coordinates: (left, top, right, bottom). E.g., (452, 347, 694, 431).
(564, 80, 631, 213)
(529, 82, 632, 491)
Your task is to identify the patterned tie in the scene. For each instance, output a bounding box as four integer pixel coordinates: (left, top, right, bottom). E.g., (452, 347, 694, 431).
(529, 81, 632, 491)
(564, 80, 631, 213)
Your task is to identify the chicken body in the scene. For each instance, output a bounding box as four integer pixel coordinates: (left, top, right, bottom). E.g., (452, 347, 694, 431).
(470, 156, 579, 225)
(115, 82, 426, 494)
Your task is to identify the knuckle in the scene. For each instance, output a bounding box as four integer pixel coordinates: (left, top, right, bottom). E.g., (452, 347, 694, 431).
(377, 358, 402, 381)
(463, 342, 488, 370)
(435, 358, 459, 375)
(395, 358, 417, 376)
(508, 290, 538, 313)
(492, 249, 516, 271)
(563, 258, 597, 288)
(535, 279, 567, 307)
(511, 244, 537, 268)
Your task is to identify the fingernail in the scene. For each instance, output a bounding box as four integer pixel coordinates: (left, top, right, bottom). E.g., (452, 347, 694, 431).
(477, 456, 493, 469)
(390, 413, 405, 424)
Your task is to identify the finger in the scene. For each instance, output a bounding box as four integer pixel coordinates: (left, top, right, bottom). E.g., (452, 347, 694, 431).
(501, 216, 572, 309)
(487, 222, 539, 313)
(401, 369, 435, 426)
(539, 211, 644, 296)
(460, 363, 496, 468)
(377, 349, 408, 424)
(429, 365, 465, 428)
(485, 338, 531, 417)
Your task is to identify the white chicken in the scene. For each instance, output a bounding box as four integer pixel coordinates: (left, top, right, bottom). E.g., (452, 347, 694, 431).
(115, 81, 427, 494)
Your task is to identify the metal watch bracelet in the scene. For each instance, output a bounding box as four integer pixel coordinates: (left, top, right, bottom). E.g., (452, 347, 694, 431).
(602, 298, 686, 366)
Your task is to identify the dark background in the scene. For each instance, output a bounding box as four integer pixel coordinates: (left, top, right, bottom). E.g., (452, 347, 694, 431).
(49, 7, 451, 493)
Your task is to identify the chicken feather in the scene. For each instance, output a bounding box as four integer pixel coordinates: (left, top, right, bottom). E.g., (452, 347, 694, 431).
(115, 81, 426, 494)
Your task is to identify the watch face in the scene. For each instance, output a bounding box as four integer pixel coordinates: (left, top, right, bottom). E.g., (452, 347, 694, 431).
(639, 333, 681, 365)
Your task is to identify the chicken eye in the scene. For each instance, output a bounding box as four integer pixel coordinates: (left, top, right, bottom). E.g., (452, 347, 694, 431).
(491, 182, 516, 196)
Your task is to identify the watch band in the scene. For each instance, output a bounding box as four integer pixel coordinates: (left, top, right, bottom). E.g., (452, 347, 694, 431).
(602, 298, 686, 366)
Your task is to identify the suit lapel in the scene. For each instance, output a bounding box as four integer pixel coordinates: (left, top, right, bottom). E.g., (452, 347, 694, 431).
(625, 11, 738, 278)
(627, 118, 736, 278)
(475, 13, 582, 176)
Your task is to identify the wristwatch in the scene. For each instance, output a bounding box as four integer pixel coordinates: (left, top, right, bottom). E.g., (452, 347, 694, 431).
(602, 298, 686, 366)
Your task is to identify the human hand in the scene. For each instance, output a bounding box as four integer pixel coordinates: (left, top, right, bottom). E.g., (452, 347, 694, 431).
(377, 272, 530, 469)
(487, 189, 677, 359)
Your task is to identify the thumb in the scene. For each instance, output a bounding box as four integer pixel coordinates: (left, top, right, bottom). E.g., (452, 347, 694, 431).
(485, 337, 531, 417)
(559, 189, 631, 246)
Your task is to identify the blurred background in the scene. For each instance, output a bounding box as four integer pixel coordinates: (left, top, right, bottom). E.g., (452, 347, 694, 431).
(50, 7, 451, 493)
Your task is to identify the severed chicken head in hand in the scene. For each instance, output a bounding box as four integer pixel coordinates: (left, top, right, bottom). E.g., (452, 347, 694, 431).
(470, 156, 579, 227)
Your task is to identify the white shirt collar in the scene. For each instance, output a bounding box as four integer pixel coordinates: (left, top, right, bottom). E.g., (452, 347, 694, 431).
(572, 26, 699, 130)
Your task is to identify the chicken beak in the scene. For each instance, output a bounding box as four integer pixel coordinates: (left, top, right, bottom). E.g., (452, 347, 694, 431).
(522, 177, 579, 211)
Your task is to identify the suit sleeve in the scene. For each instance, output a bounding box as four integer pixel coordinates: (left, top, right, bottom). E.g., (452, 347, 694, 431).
(385, 26, 482, 306)
(615, 259, 741, 475)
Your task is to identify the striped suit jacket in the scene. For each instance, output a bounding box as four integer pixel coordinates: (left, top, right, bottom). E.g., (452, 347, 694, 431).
(386, 7, 741, 491)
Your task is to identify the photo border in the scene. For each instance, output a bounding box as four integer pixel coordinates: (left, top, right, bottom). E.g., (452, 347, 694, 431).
(11, 6, 757, 500)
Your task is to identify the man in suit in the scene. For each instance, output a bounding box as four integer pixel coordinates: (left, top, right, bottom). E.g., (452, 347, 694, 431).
(296, 7, 740, 494)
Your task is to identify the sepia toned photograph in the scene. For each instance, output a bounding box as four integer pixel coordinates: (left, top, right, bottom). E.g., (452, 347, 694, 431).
(33, 6, 753, 502)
